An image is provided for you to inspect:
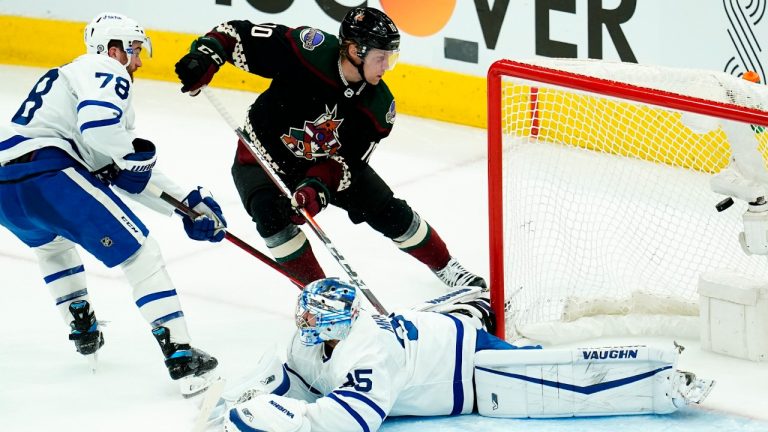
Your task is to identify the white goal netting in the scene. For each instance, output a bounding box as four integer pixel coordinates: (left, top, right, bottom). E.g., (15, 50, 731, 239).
(489, 59, 768, 344)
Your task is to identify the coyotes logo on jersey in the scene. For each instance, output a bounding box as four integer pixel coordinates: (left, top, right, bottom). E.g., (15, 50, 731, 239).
(281, 105, 344, 160)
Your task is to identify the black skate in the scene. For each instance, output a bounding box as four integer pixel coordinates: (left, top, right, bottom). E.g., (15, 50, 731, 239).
(67, 300, 104, 355)
(152, 326, 219, 398)
(433, 257, 487, 289)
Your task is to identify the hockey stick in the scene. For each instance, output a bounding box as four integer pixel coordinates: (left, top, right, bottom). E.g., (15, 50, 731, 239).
(202, 88, 389, 315)
(192, 377, 227, 432)
(144, 183, 304, 288)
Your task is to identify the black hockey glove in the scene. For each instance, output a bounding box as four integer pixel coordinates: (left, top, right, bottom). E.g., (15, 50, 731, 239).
(175, 36, 227, 95)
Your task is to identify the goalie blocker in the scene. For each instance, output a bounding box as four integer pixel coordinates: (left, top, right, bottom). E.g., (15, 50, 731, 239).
(475, 345, 714, 418)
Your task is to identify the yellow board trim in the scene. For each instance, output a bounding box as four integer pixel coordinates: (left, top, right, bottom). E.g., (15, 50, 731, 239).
(0, 15, 487, 129)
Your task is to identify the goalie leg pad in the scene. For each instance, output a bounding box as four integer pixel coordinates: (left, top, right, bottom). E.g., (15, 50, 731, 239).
(224, 350, 290, 405)
(474, 346, 707, 418)
(412, 286, 486, 312)
(225, 394, 310, 432)
(414, 287, 495, 332)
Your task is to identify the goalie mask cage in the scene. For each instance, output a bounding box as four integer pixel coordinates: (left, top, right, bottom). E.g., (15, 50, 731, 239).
(487, 58, 768, 344)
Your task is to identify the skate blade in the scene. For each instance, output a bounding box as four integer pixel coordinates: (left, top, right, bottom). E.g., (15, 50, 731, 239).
(87, 352, 98, 374)
(181, 370, 222, 399)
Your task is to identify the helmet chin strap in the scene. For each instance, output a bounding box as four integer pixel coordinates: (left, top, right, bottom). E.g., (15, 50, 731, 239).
(353, 47, 372, 85)
(356, 61, 370, 85)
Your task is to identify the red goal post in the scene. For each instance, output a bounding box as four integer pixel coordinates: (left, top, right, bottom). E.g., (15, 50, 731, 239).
(487, 59, 768, 342)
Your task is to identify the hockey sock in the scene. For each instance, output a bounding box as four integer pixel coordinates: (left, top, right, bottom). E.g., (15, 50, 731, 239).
(121, 236, 191, 345)
(265, 225, 325, 285)
(34, 236, 91, 324)
(393, 214, 451, 270)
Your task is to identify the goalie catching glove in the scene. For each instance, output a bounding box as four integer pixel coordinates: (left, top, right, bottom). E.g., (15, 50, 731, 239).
(176, 187, 227, 242)
(175, 35, 227, 94)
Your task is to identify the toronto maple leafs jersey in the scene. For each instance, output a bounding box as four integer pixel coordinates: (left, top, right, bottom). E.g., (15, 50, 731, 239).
(282, 310, 477, 432)
(0, 54, 183, 214)
(0, 54, 137, 175)
(206, 21, 397, 189)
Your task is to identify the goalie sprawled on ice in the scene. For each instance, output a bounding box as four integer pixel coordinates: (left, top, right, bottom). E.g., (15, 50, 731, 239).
(210, 278, 713, 432)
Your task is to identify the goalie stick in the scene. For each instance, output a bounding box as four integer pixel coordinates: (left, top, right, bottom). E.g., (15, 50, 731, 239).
(192, 377, 227, 432)
(144, 183, 304, 288)
(203, 88, 389, 315)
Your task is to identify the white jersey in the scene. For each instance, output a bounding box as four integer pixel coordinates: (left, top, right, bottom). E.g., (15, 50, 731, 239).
(0, 54, 136, 170)
(0, 54, 183, 213)
(283, 310, 477, 432)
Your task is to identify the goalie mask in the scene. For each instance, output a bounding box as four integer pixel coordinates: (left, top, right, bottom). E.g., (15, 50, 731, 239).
(84, 13, 153, 62)
(296, 278, 360, 346)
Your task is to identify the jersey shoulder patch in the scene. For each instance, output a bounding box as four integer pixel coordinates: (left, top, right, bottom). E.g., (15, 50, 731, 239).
(297, 27, 327, 51)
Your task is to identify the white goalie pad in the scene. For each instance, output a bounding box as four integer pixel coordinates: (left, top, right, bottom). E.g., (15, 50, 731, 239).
(411, 286, 485, 312)
(474, 346, 711, 418)
(223, 350, 289, 404)
(206, 350, 289, 426)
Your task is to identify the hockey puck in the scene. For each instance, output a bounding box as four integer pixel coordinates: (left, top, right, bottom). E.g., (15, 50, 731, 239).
(715, 197, 734, 212)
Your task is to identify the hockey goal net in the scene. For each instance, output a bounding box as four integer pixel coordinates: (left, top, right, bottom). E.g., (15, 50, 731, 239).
(488, 59, 768, 344)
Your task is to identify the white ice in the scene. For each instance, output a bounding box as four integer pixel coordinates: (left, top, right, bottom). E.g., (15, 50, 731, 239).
(0, 64, 766, 431)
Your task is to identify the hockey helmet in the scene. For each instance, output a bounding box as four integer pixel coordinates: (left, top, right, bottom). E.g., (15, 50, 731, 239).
(339, 7, 400, 60)
(84, 12, 152, 58)
(296, 278, 361, 346)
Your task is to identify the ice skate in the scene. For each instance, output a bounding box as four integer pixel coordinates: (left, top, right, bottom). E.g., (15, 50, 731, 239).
(433, 257, 487, 290)
(68, 300, 104, 371)
(673, 371, 715, 405)
(152, 326, 220, 398)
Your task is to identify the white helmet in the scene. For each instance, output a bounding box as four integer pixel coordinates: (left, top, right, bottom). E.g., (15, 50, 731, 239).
(84, 12, 152, 59)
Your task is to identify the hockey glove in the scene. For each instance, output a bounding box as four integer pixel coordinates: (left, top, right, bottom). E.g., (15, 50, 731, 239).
(113, 138, 157, 194)
(175, 36, 227, 95)
(177, 187, 227, 242)
(290, 178, 329, 225)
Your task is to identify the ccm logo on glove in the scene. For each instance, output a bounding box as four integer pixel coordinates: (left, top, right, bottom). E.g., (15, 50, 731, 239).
(290, 178, 329, 225)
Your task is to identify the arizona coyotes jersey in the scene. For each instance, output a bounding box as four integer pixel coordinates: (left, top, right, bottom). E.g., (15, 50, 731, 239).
(0, 54, 137, 177)
(208, 21, 397, 189)
(284, 310, 477, 432)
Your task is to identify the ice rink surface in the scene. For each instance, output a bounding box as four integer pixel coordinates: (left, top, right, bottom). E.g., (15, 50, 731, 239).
(0, 64, 766, 431)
